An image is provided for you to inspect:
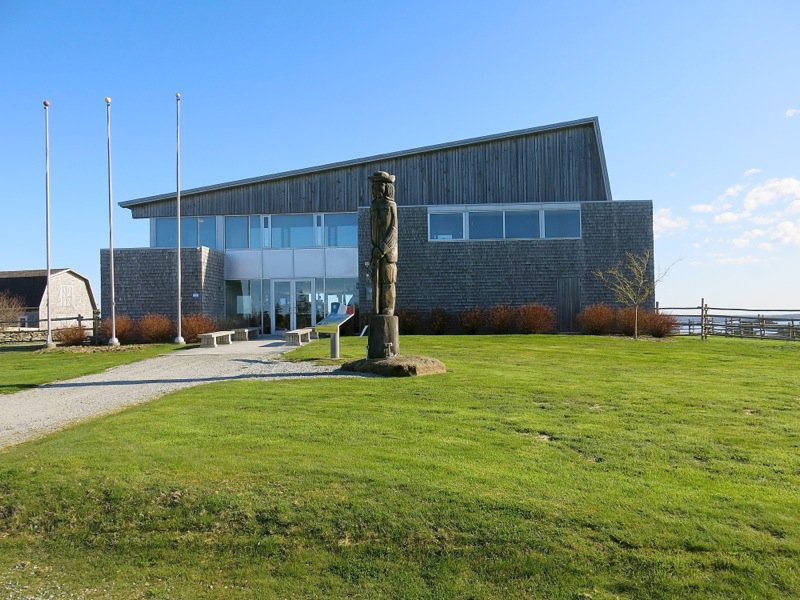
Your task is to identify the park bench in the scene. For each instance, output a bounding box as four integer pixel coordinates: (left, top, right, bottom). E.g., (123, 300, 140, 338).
(284, 327, 313, 346)
(198, 330, 235, 348)
(233, 327, 260, 341)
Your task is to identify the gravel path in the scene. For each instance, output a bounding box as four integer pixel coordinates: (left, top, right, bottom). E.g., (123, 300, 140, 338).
(0, 338, 362, 450)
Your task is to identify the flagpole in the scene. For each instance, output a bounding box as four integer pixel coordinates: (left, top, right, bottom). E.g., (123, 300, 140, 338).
(43, 100, 55, 349)
(174, 92, 185, 344)
(105, 97, 119, 346)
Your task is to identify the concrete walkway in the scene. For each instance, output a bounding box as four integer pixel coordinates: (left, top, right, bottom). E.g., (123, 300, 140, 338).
(0, 337, 356, 450)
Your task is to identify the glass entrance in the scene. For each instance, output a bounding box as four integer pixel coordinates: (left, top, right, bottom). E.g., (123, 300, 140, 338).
(272, 279, 314, 331)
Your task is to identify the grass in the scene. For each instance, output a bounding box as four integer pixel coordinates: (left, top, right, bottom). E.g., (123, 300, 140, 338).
(0, 343, 183, 394)
(0, 335, 798, 598)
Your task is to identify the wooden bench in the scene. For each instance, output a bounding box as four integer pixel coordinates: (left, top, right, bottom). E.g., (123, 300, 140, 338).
(233, 327, 260, 341)
(284, 327, 313, 346)
(198, 330, 235, 348)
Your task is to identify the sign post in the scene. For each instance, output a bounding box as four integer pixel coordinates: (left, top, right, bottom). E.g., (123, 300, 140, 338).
(315, 305, 355, 359)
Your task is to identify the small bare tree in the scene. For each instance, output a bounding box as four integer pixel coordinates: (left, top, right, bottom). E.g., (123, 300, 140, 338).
(594, 250, 671, 339)
(0, 291, 25, 329)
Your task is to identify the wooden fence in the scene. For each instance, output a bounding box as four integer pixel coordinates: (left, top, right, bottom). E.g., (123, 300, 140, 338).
(657, 299, 800, 342)
(0, 311, 102, 344)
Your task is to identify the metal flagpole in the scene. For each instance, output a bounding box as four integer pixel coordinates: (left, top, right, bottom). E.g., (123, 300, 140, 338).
(174, 92, 185, 344)
(43, 100, 55, 349)
(105, 97, 119, 346)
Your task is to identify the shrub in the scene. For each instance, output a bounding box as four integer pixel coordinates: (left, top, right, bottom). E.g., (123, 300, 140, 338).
(615, 307, 651, 337)
(518, 304, 556, 334)
(488, 305, 517, 334)
(55, 325, 88, 346)
(0, 291, 24, 327)
(99, 314, 136, 344)
(428, 308, 449, 335)
(576, 303, 616, 335)
(181, 314, 217, 343)
(459, 308, 485, 334)
(647, 312, 678, 338)
(397, 308, 421, 335)
(137, 313, 174, 343)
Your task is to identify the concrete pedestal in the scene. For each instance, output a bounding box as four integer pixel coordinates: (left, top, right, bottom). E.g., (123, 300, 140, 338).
(367, 314, 399, 359)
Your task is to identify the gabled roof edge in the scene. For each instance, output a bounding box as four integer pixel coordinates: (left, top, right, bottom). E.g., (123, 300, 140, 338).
(120, 117, 603, 208)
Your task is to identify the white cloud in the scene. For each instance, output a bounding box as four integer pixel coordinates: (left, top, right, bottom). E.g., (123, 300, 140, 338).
(731, 228, 766, 248)
(771, 220, 800, 245)
(714, 211, 747, 224)
(744, 168, 762, 177)
(786, 108, 800, 118)
(690, 203, 715, 213)
(721, 184, 745, 199)
(653, 208, 689, 238)
(716, 255, 759, 265)
(743, 178, 800, 212)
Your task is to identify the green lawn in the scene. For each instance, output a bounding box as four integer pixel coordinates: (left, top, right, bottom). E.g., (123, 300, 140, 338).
(0, 344, 182, 394)
(0, 336, 798, 599)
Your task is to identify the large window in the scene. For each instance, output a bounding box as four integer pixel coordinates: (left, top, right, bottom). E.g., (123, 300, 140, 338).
(325, 213, 357, 247)
(544, 210, 581, 238)
(272, 214, 315, 248)
(154, 216, 217, 249)
(225, 216, 249, 249)
(469, 211, 503, 240)
(429, 213, 464, 240)
(429, 206, 580, 241)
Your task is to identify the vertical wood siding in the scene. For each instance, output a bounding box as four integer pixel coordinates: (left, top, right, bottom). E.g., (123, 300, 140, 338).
(129, 123, 609, 219)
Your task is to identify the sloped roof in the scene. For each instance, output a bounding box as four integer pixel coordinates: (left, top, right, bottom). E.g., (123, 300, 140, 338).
(0, 269, 93, 309)
(120, 117, 611, 208)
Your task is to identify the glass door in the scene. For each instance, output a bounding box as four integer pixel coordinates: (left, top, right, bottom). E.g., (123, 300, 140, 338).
(272, 279, 315, 331)
(295, 280, 313, 329)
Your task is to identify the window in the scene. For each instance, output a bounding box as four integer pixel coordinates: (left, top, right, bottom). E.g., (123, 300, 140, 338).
(154, 216, 217, 248)
(429, 213, 464, 240)
(272, 214, 315, 248)
(59, 285, 73, 307)
(505, 210, 540, 239)
(225, 216, 249, 249)
(262, 216, 271, 248)
(249, 216, 261, 249)
(155, 218, 177, 247)
(469, 211, 503, 240)
(325, 213, 357, 247)
(180, 217, 198, 247)
(198, 217, 216, 248)
(429, 205, 580, 241)
(544, 210, 581, 238)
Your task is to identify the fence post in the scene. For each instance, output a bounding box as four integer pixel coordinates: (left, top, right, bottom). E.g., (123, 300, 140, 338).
(93, 309, 101, 343)
(700, 298, 706, 340)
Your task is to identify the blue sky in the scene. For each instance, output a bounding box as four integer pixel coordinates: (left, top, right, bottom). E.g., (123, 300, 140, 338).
(1, 0, 798, 309)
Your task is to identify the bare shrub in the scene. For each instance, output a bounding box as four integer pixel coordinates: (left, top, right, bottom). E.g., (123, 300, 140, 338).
(647, 312, 678, 338)
(616, 307, 651, 337)
(55, 325, 88, 346)
(488, 305, 517, 334)
(397, 308, 421, 335)
(428, 308, 449, 335)
(518, 304, 556, 334)
(459, 308, 485, 334)
(0, 291, 24, 327)
(181, 314, 217, 343)
(576, 303, 616, 335)
(99, 315, 136, 344)
(137, 313, 174, 343)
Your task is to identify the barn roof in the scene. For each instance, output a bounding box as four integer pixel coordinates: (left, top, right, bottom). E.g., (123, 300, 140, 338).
(0, 269, 93, 308)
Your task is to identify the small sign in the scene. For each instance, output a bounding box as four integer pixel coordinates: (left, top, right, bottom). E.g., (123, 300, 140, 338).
(316, 312, 354, 334)
(192, 292, 200, 299)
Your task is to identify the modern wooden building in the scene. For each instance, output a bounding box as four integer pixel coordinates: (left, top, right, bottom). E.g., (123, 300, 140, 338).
(106, 117, 654, 332)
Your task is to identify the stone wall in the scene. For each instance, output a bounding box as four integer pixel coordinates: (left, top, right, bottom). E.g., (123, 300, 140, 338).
(100, 247, 225, 321)
(358, 201, 654, 331)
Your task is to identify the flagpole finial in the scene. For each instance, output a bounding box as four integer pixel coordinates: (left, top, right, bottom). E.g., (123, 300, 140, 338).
(43, 99, 50, 108)
(176, 92, 181, 100)
(105, 97, 112, 105)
